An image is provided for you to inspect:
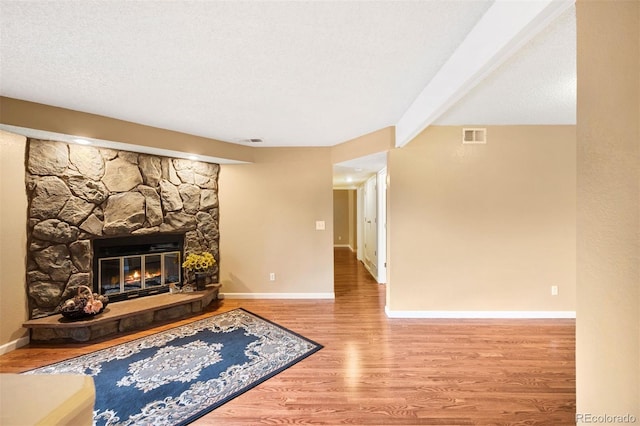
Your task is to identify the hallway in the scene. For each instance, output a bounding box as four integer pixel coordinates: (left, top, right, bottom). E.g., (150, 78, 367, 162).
(0, 248, 576, 424)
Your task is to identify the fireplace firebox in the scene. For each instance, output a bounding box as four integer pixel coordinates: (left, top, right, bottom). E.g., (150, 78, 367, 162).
(93, 234, 184, 302)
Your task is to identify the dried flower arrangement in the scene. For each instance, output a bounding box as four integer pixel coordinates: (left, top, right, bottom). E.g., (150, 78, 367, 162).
(59, 285, 109, 319)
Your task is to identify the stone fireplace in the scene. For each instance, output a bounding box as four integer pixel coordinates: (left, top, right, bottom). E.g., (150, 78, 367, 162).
(25, 139, 220, 319)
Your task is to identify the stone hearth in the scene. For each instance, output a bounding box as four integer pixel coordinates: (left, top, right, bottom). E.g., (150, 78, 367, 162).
(25, 139, 220, 318)
(23, 284, 221, 342)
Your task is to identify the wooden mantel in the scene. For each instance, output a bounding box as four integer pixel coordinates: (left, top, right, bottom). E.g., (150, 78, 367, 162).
(23, 284, 221, 342)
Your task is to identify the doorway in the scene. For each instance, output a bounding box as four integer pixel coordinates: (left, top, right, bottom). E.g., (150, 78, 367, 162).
(333, 160, 387, 284)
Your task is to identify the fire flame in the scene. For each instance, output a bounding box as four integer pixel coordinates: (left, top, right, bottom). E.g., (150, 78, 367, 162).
(125, 269, 161, 283)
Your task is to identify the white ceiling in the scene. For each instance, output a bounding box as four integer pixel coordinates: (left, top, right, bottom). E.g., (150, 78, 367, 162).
(333, 151, 388, 189)
(0, 0, 576, 185)
(435, 3, 575, 126)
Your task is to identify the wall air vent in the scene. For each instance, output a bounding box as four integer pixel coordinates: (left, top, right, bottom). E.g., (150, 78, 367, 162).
(247, 138, 263, 143)
(462, 128, 487, 144)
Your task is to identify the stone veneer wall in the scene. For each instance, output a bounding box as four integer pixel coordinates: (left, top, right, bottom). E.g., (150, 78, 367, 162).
(25, 139, 220, 318)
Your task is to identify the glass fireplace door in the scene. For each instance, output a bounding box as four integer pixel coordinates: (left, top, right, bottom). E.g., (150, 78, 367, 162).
(98, 252, 181, 297)
(164, 252, 181, 286)
(100, 258, 122, 296)
(123, 256, 142, 292)
(144, 255, 162, 288)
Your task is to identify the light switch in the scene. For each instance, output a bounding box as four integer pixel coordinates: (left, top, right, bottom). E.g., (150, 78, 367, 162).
(315, 220, 325, 230)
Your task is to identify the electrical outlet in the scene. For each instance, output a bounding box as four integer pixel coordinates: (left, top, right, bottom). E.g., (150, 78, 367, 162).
(269, 273, 276, 281)
(551, 285, 558, 296)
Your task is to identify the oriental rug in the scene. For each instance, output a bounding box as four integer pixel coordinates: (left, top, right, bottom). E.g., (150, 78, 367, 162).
(24, 308, 323, 426)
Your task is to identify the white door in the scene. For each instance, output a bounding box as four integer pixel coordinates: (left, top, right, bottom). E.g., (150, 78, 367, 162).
(376, 168, 387, 284)
(356, 186, 364, 262)
(363, 175, 378, 278)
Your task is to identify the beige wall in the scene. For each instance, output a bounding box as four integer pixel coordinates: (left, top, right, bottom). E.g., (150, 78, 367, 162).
(333, 190, 349, 245)
(348, 189, 357, 250)
(331, 126, 394, 164)
(219, 147, 334, 296)
(576, 0, 639, 416)
(387, 125, 576, 313)
(0, 131, 29, 348)
(332, 189, 357, 249)
(0, 97, 253, 163)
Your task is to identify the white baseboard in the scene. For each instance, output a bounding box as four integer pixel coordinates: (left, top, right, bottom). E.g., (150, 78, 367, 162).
(385, 306, 576, 319)
(0, 335, 29, 355)
(221, 292, 335, 300)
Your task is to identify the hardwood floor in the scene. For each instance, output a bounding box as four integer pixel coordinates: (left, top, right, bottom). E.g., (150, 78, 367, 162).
(0, 248, 576, 425)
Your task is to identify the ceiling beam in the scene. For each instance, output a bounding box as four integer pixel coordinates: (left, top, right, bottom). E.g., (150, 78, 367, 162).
(395, 0, 574, 148)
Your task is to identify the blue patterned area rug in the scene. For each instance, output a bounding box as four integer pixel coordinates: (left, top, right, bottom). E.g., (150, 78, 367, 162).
(24, 308, 323, 426)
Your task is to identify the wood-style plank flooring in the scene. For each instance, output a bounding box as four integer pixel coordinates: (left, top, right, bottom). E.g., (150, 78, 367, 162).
(0, 248, 576, 425)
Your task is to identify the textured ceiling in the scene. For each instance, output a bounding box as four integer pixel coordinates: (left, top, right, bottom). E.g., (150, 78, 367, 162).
(334, 151, 388, 189)
(1, 0, 565, 149)
(1, 0, 576, 189)
(435, 5, 575, 126)
(0, 0, 494, 147)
